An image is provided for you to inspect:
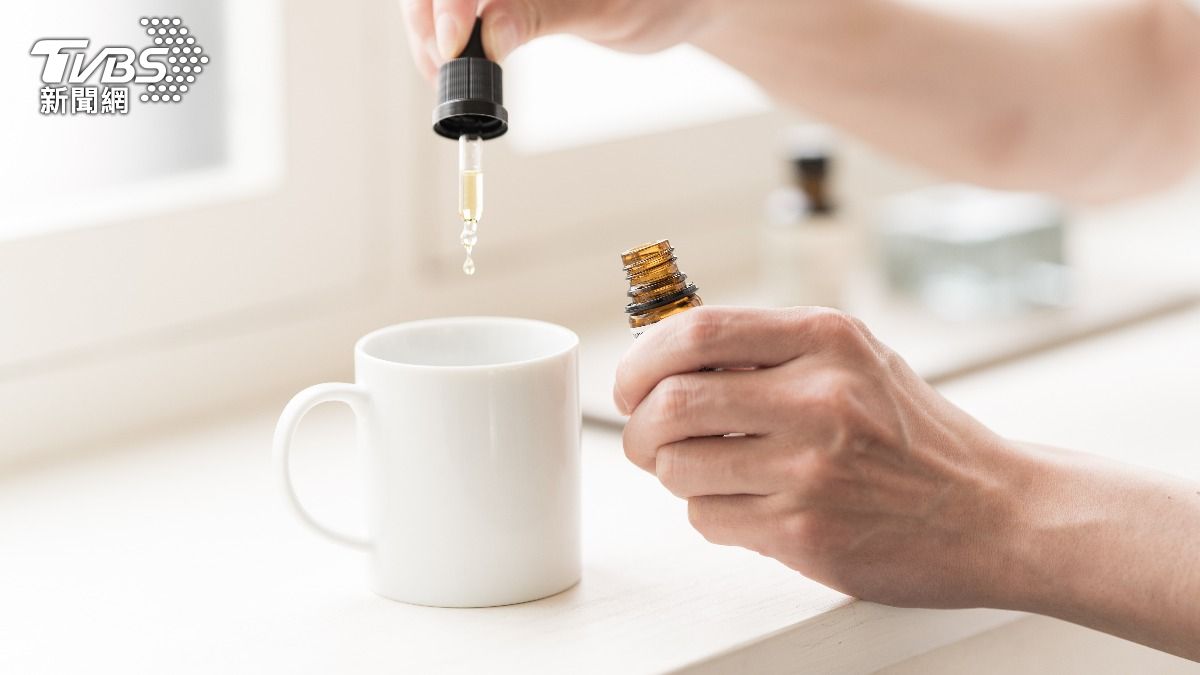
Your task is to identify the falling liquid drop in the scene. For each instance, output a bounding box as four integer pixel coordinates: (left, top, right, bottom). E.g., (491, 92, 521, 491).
(459, 219, 478, 276)
(460, 219, 478, 248)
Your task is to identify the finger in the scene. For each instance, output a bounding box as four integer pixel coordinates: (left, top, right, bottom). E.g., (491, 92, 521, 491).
(622, 370, 780, 473)
(657, 435, 801, 499)
(432, 0, 478, 61)
(478, 0, 526, 62)
(687, 494, 775, 550)
(411, 34, 439, 82)
(479, 0, 578, 61)
(614, 306, 863, 415)
(400, 0, 441, 80)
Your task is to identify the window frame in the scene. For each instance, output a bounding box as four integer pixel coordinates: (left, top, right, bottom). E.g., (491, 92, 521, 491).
(0, 0, 399, 461)
(0, 1, 813, 464)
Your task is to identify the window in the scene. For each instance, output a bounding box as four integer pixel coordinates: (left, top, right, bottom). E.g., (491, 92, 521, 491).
(1, 2, 802, 460)
(0, 0, 384, 459)
(1, 1, 284, 240)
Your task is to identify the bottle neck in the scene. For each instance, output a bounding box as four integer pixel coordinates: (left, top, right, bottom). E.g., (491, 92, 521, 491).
(621, 241, 702, 335)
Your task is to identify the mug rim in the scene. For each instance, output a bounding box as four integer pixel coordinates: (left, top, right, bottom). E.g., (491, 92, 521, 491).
(355, 316, 579, 371)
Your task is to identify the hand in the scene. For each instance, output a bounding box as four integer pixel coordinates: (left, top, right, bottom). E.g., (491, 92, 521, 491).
(400, 0, 712, 81)
(613, 306, 1030, 609)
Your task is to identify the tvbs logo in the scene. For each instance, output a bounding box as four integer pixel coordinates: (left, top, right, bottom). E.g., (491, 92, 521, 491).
(31, 17, 209, 115)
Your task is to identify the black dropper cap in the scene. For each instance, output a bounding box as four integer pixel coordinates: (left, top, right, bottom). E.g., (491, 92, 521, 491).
(432, 18, 508, 140)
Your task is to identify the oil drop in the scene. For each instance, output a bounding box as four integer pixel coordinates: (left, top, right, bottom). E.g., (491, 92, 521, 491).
(460, 218, 478, 276)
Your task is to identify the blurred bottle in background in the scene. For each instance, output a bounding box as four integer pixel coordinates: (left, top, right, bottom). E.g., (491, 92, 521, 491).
(760, 125, 859, 309)
(877, 184, 1070, 320)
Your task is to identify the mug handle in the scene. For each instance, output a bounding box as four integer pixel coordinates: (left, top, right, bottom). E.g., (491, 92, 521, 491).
(272, 383, 372, 551)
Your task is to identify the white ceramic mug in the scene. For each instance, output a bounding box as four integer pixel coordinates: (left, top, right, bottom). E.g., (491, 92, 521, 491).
(272, 317, 581, 607)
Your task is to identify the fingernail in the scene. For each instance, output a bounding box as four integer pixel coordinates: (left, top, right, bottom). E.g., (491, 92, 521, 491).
(484, 15, 519, 62)
(435, 13, 460, 61)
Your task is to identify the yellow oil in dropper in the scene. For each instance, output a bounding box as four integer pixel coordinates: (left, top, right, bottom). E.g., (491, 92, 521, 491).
(431, 14, 506, 277)
(458, 134, 483, 275)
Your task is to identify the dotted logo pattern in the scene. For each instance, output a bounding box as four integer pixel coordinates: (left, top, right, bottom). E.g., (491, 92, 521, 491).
(138, 17, 209, 104)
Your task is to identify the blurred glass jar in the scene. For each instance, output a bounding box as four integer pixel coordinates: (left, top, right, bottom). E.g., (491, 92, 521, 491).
(877, 184, 1070, 320)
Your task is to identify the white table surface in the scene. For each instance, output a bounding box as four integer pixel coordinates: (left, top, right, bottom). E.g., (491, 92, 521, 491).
(2, 302, 1199, 675)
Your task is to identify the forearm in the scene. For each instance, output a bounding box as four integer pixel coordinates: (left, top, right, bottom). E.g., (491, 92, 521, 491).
(1004, 442, 1200, 660)
(692, 0, 1200, 202)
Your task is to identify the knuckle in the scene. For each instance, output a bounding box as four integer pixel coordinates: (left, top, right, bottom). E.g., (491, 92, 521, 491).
(780, 512, 836, 554)
(807, 370, 860, 418)
(779, 451, 823, 487)
(672, 307, 721, 356)
(783, 452, 841, 503)
(781, 368, 856, 417)
(807, 453, 843, 487)
(823, 385, 858, 422)
(780, 511, 818, 544)
(778, 450, 815, 486)
(806, 308, 861, 340)
(653, 376, 696, 422)
(844, 312, 872, 337)
(804, 310, 877, 359)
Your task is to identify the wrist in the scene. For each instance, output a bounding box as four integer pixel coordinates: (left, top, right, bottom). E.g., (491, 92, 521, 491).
(989, 442, 1131, 617)
(978, 441, 1066, 612)
(995, 443, 1200, 659)
(949, 436, 1051, 610)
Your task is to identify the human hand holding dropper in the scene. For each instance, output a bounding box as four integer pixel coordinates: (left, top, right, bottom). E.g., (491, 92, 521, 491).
(401, 0, 707, 80)
(401, 0, 1200, 660)
(403, 0, 1200, 201)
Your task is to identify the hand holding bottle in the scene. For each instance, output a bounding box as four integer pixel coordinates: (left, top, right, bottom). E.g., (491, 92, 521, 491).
(399, 0, 711, 80)
(611, 305, 1200, 664)
(613, 305, 1028, 608)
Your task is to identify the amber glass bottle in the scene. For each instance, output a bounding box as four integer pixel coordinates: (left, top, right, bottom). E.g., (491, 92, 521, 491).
(621, 239, 703, 337)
